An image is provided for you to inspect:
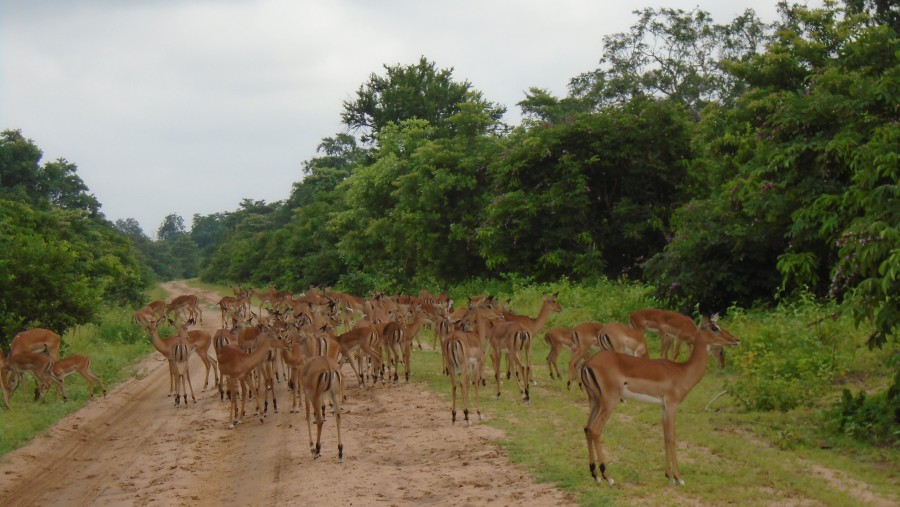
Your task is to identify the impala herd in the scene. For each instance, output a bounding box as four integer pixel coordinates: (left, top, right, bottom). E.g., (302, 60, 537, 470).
(1, 284, 740, 486)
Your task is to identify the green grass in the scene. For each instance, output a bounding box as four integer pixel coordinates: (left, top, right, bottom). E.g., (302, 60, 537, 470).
(410, 335, 898, 506)
(406, 280, 898, 506)
(0, 307, 152, 455)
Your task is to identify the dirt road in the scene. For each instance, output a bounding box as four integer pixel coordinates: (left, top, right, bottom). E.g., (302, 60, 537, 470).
(0, 282, 576, 507)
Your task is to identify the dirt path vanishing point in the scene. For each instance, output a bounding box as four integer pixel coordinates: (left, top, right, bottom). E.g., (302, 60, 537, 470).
(0, 282, 577, 507)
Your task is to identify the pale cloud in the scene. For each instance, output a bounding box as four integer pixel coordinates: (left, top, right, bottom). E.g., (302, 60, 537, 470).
(2, 0, 810, 235)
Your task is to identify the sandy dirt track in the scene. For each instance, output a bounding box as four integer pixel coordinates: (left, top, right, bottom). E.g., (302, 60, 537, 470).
(0, 281, 577, 507)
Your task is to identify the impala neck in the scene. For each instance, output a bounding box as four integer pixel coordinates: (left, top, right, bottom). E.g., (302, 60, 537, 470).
(407, 311, 425, 336)
(148, 327, 170, 354)
(679, 329, 713, 388)
(532, 301, 555, 331)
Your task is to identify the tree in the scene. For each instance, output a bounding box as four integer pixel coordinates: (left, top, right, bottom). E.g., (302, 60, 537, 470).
(481, 97, 693, 281)
(157, 213, 187, 241)
(341, 56, 506, 144)
(0, 200, 145, 344)
(568, 7, 768, 119)
(0, 130, 100, 215)
(645, 1, 899, 341)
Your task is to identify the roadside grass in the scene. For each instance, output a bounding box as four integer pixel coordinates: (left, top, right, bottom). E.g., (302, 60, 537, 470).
(0, 307, 152, 456)
(410, 335, 897, 506)
(408, 279, 897, 506)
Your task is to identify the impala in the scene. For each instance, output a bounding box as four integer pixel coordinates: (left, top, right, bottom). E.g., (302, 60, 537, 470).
(217, 295, 249, 329)
(7, 328, 62, 396)
(467, 307, 532, 402)
(51, 354, 108, 399)
(334, 325, 383, 388)
(566, 321, 648, 389)
(184, 327, 219, 390)
(629, 308, 725, 366)
(502, 293, 562, 382)
(566, 322, 605, 390)
(301, 355, 345, 463)
(171, 338, 195, 407)
(598, 322, 649, 357)
(4, 351, 66, 402)
(279, 331, 307, 413)
(147, 321, 188, 398)
(543, 326, 574, 380)
(443, 329, 483, 426)
(134, 300, 167, 329)
(581, 314, 739, 486)
(396, 306, 428, 382)
(218, 334, 289, 429)
(166, 294, 203, 326)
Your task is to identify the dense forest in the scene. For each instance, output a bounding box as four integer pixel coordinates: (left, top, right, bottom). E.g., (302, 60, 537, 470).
(1, 1, 897, 439)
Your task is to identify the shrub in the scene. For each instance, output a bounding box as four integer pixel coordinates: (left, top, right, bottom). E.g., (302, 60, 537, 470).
(830, 369, 900, 447)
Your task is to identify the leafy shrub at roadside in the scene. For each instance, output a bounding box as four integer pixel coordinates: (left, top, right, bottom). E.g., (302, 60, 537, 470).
(831, 370, 900, 447)
(726, 298, 867, 412)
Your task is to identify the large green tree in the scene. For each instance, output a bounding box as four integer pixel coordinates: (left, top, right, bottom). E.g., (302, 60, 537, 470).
(568, 7, 768, 119)
(341, 56, 506, 144)
(644, 1, 898, 341)
(480, 97, 694, 281)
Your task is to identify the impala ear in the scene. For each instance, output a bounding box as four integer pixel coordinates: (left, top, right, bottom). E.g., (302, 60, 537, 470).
(710, 313, 720, 322)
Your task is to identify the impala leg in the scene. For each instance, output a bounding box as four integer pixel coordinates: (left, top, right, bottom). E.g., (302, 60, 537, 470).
(547, 347, 559, 379)
(304, 392, 317, 457)
(474, 357, 484, 420)
(197, 351, 212, 390)
(582, 367, 617, 486)
(166, 360, 176, 397)
(566, 350, 582, 390)
(663, 403, 684, 486)
(450, 368, 458, 425)
(330, 388, 343, 463)
(184, 362, 196, 404)
(462, 367, 472, 427)
(490, 348, 502, 399)
(313, 392, 325, 458)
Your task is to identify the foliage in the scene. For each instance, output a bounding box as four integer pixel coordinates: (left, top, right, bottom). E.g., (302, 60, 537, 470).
(724, 294, 881, 412)
(0, 130, 101, 216)
(191, 4, 896, 384)
(0, 201, 145, 346)
(481, 97, 693, 281)
(330, 101, 504, 291)
(341, 56, 506, 144)
(644, 1, 899, 342)
(831, 368, 900, 446)
(567, 7, 768, 118)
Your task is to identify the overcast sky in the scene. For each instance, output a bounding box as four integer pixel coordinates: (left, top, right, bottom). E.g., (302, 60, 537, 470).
(2, 1, 812, 236)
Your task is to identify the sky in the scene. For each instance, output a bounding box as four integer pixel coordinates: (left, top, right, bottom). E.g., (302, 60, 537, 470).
(1, 0, 812, 236)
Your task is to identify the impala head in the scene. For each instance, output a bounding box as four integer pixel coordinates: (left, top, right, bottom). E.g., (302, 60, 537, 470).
(545, 293, 563, 313)
(698, 313, 739, 348)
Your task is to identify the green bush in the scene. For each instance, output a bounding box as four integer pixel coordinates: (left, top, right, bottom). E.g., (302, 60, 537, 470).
(831, 370, 900, 447)
(725, 296, 875, 411)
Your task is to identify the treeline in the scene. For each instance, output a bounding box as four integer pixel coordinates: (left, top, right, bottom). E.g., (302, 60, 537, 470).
(1, 1, 895, 350)
(177, 2, 895, 345)
(0, 131, 149, 346)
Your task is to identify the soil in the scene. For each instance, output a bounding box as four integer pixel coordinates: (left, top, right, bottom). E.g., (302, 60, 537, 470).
(0, 281, 577, 507)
